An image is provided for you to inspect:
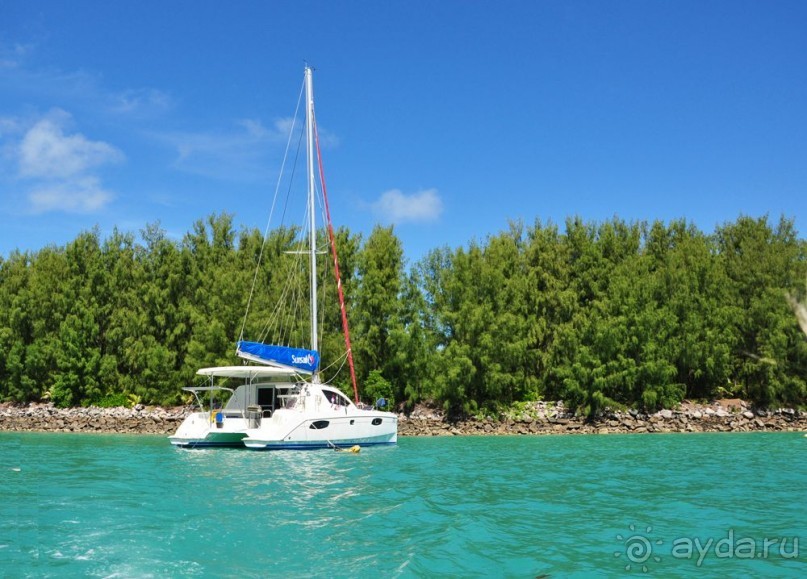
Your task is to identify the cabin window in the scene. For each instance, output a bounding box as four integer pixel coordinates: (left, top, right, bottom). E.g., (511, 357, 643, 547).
(310, 420, 330, 430)
(323, 390, 350, 407)
(372, 418, 383, 426)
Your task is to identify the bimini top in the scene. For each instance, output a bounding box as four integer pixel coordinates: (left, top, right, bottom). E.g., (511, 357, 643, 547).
(196, 366, 296, 379)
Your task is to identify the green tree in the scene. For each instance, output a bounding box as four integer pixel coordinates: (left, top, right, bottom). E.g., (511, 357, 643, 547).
(351, 226, 405, 399)
(716, 216, 806, 406)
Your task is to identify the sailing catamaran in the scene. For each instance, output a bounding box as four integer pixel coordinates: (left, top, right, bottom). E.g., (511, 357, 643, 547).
(169, 66, 397, 449)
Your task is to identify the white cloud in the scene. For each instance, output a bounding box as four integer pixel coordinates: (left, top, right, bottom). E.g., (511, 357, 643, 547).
(0, 116, 22, 136)
(1, 42, 171, 119)
(371, 188, 443, 224)
(150, 114, 340, 183)
(272, 117, 297, 137)
(0, 42, 31, 69)
(155, 117, 299, 181)
(20, 111, 123, 179)
(13, 110, 123, 213)
(28, 177, 113, 214)
(108, 88, 172, 116)
(238, 118, 270, 139)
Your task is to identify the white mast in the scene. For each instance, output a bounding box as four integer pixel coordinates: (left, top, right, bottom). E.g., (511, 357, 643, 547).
(305, 66, 319, 371)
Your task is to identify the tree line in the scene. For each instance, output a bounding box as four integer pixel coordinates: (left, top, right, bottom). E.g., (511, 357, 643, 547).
(0, 213, 805, 415)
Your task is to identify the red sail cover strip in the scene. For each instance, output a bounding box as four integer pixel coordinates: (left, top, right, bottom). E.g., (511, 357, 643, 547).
(314, 120, 360, 404)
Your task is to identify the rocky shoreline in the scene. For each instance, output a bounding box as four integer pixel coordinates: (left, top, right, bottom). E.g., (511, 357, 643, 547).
(399, 399, 806, 436)
(0, 403, 187, 435)
(1, 398, 804, 437)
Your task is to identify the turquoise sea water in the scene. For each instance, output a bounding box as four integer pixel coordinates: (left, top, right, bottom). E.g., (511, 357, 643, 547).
(1, 432, 804, 578)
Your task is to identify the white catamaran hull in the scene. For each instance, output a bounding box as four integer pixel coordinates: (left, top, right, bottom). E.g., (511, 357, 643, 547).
(169, 366, 292, 449)
(169, 412, 251, 448)
(242, 408, 397, 450)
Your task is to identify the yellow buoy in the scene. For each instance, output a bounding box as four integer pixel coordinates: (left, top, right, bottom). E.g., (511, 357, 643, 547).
(332, 442, 361, 453)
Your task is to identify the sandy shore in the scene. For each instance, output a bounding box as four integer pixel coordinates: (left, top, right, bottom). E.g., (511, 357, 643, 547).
(1, 399, 804, 436)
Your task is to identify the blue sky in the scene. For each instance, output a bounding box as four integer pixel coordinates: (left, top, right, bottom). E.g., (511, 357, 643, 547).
(1, 0, 805, 264)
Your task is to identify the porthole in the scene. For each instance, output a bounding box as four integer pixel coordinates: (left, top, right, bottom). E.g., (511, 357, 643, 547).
(371, 418, 382, 426)
(310, 420, 330, 430)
